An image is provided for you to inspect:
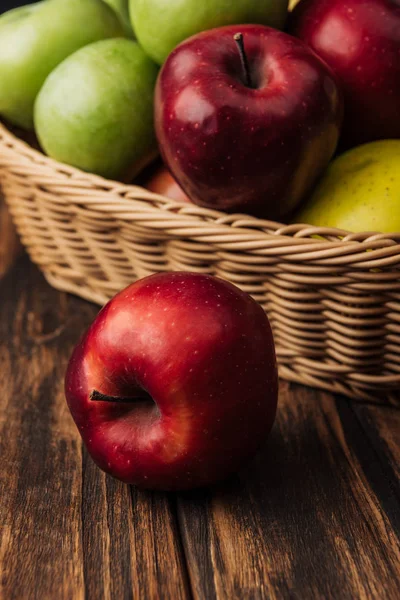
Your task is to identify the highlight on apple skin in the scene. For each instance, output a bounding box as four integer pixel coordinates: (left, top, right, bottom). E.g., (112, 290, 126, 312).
(155, 24, 343, 221)
(65, 272, 278, 491)
(0, 0, 124, 130)
(34, 38, 159, 181)
(289, 0, 400, 148)
(293, 140, 400, 233)
(130, 0, 290, 65)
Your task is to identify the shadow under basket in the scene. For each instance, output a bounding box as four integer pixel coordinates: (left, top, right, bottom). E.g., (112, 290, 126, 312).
(0, 121, 399, 404)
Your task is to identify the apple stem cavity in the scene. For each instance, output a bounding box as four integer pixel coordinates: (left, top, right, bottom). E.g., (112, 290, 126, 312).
(90, 389, 152, 403)
(234, 33, 253, 89)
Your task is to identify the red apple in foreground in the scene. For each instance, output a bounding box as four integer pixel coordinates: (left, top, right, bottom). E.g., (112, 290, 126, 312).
(65, 273, 278, 490)
(155, 24, 343, 221)
(145, 165, 192, 203)
(290, 0, 400, 148)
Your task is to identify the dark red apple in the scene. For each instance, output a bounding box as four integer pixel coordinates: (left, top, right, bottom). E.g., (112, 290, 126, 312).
(155, 24, 343, 221)
(65, 272, 278, 490)
(290, 0, 400, 147)
(145, 165, 192, 203)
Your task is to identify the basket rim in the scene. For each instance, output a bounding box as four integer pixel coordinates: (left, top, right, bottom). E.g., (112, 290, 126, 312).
(1, 120, 400, 251)
(1, 122, 399, 402)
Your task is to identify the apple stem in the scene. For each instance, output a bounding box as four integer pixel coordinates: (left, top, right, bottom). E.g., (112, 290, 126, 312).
(234, 33, 253, 89)
(90, 390, 151, 403)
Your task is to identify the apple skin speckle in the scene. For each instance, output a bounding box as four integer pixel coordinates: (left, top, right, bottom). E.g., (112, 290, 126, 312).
(65, 272, 278, 491)
(155, 24, 342, 220)
(290, 0, 400, 147)
(294, 140, 400, 233)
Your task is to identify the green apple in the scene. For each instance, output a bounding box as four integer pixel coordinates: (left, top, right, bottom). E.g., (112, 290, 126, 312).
(104, 0, 134, 37)
(294, 140, 400, 233)
(0, 0, 124, 130)
(34, 38, 159, 180)
(129, 0, 290, 64)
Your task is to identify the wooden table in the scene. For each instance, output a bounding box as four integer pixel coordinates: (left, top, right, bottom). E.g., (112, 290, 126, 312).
(0, 198, 399, 600)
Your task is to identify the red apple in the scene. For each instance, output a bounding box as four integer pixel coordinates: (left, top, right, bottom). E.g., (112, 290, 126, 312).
(65, 272, 278, 490)
(155, 24, 343, 221)
(290, 0, 400, 147)
(145, 165, 192, 203)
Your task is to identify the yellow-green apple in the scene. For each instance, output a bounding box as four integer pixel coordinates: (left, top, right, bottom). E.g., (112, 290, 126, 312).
(130, 0, 290, 65)
(290, 0, 400, 147)
(0, 0, 124, 129)
(65, 272, 278, 490)
(294, 140, 400, 233)
(35, 38, 158, 180)
(155, 25, 343, 220)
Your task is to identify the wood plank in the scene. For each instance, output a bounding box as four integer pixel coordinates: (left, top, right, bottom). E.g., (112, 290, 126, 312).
(177, 383, 400, 600)
(0, 257, 190, 600)
(1, 194, 399, 598)
(351, 403, 400, 502)
(0, 258, 87, 600)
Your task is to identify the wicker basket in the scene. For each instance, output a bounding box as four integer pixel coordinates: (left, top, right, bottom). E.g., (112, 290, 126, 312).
(0, 121, 399, 403)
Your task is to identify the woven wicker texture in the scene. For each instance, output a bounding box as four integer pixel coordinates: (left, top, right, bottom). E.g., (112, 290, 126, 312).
(0, 121, 399, 403)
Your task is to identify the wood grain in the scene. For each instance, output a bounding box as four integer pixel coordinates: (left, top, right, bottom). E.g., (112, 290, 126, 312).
(0, 195, 399, 599)
(351, 404, 400, 505)
(0, 258, 86, 599)
(0, 256, 189, 600)
(177, 383, 400, 600)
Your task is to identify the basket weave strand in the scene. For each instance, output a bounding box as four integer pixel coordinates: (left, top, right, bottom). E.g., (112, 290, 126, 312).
(0, 122, 399, 403)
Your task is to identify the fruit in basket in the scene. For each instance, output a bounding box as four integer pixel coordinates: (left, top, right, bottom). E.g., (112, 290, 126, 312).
(104, 0, 133, 37)
(65, 272, 278, 490)
(130, 0, 290, 64)
(35, 38, 158, 181)
(155, 25, 343, 220)
(293, 140, 400, 233)
(290, 0, 400, 148)
(0, 0, 124, 130)
(145, 166, 192, 203)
